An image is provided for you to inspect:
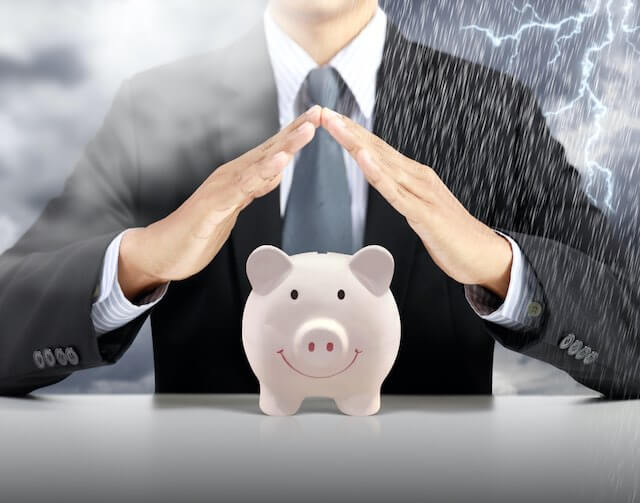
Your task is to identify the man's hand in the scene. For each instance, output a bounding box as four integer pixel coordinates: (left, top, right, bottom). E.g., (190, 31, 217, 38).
(321, 108, 513, 299)
(118, 106, 322, 301)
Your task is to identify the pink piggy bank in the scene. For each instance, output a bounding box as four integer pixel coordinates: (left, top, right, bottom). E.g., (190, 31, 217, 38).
(242, 245, 401, 416)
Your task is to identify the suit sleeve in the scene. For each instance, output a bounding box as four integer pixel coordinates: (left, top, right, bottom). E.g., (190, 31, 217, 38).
(485, 83, 640, 398)
(0, 80, 151, 395)
(465, 233, 544, 331)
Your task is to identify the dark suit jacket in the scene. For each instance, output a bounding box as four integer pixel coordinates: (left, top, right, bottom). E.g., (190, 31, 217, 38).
(1, 22, 638, 397)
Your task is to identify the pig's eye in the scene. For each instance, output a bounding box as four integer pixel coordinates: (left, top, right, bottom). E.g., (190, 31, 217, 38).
(337, 289, 345, 300)
(290, 289, 299, 300)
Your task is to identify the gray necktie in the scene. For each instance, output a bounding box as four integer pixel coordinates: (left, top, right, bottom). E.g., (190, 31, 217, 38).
(282, 66, 353, 255)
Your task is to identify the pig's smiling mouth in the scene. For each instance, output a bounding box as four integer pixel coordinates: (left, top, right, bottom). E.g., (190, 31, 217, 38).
(276, 349, 363, 379)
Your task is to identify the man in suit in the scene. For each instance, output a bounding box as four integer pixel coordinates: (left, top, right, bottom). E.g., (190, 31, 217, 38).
(1, 0, 638, 397)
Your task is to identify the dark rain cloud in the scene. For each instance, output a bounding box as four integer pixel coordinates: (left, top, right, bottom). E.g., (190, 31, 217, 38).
(0, 45, 87, 87)
(383, 0, 640, 230)
(383, 0, 618, 109)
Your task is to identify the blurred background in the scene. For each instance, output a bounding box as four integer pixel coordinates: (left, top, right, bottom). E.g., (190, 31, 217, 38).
(1, 0, 638, 394)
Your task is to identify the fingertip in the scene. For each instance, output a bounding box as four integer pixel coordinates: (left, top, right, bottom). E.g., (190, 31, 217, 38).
(320, 107, 331, 126)
(304, 105, 322, 125)
(305, 104, 321, 116)
(322, 107, 337, 118)
(321, 107, 340, 128)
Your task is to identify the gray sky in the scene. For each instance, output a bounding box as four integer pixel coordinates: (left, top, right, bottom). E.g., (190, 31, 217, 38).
(1, 0, 638, 394)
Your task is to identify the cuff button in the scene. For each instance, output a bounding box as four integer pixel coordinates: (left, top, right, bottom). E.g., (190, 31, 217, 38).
(583, 351, 599, 365)
(33, 350, 46, 370)
(42, 348, 56, 367)
(567, 340, 584, 356)
(559, 333, 576, 350)
(54, 348, 68, 366)
(65, 347, 79, 366)
(575, 346, 592, 360)
(527, 301, 543, 317)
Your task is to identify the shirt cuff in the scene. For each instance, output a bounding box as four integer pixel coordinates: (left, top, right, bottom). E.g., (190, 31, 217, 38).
(464, 231, 544, 331)
(91, 230, 169, 336)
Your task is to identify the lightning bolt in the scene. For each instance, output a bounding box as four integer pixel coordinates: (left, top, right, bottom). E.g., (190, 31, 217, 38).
(622, 0, 640, 55)
(460, 0, 638, 212)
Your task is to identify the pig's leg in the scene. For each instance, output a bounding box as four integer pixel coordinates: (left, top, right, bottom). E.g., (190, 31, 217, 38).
(259, 385, 303, 416)
(335, 388, 381, 416)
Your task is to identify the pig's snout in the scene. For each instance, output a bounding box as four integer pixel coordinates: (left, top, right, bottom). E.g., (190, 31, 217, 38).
(293, 318, 348, 368)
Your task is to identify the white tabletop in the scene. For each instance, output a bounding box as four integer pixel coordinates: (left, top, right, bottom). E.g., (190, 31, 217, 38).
(1, 394, 638, 502)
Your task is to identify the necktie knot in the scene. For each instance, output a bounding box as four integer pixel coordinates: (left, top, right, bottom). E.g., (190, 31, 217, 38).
(305, 66, 344, 110)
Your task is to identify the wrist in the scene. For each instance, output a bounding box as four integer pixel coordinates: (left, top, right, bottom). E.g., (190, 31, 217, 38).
(118, 228, 166, 301)
(478, 233, 513, 299)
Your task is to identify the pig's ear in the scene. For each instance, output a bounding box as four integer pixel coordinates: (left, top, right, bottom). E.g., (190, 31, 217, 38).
(348, 245, 394, 296)
(246, 245, 293, 295)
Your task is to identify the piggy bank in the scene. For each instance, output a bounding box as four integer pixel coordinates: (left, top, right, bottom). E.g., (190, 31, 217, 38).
(242, 245, 401, 416)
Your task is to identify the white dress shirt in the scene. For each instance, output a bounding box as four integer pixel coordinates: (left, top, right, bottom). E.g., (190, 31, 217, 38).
(92, 7, 539, 336)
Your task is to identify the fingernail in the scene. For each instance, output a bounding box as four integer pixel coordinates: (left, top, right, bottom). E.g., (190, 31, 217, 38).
(272, 152, 287, 163)
(305, 105, 319, 117)
(324, 108, 345, 128)
(324, 108, 338, 120)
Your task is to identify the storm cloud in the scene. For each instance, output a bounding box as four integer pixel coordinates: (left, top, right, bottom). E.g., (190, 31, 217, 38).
(0, 45, 87, 87)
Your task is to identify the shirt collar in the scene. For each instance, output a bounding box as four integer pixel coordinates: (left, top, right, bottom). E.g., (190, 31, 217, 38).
(264, 6, 387, 125)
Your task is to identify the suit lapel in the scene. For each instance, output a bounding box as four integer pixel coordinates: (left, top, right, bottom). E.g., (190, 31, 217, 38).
(365, 22, 419, 309)
(220, 24, 282, 303)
